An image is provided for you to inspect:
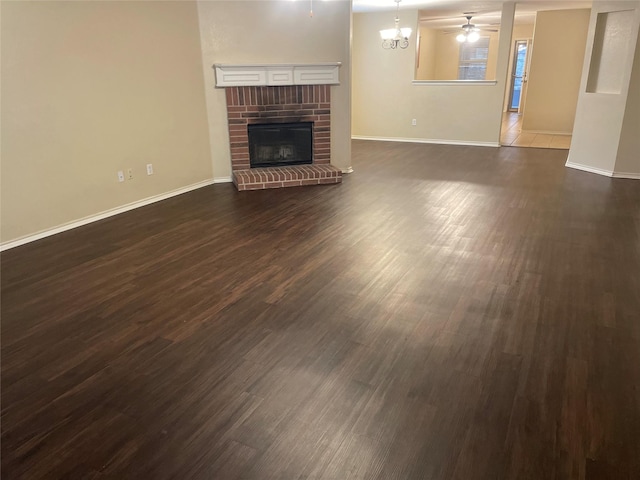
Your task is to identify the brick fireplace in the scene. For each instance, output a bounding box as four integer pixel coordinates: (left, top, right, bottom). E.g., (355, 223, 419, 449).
(224, 84, 342, 191)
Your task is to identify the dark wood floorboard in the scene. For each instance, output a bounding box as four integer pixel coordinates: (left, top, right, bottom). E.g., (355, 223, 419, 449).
(2, 141, 639, 479)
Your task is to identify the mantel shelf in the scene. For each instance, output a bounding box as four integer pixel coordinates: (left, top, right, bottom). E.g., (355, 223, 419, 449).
(213, 63, 341, 87)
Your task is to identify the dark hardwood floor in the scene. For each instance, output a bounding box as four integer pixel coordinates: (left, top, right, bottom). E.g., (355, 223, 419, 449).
(2, 141, 639, 479)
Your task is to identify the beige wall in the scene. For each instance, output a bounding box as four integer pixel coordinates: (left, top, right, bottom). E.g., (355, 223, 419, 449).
(433, 30, 460, 80)
(522, 9, 591, 133)
(512, 23, 535, 40)
(417, 27, 438, 80)
(416, 28, 499, 81)
(352, 4, 515, 145)
(196, 0, 352, 178)
(1, 1, 212, 244)
(616, 28, 640, 175)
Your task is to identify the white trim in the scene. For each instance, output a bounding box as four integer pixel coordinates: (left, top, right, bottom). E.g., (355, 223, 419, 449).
(214, 63, 341, 87)
(412, 80, 498, 86)
(565, 162, 640, 179)
(213, 176, 233, 183)
(0, 180, 215, 252)
(612, 172, 640, 179)
(565, 162, 613, 177)
(351, 135, 500, 148)
(522, 129, 573, 136)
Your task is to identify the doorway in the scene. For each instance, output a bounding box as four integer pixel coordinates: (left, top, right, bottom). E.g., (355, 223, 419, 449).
(508, 40, 530, 112)
(500, 34, 571, 150)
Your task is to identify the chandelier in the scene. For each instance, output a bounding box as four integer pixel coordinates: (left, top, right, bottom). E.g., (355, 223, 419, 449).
(380, 0, 412, 49)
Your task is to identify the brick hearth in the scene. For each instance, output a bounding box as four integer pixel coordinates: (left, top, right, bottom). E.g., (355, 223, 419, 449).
(225, 85, 342, 190)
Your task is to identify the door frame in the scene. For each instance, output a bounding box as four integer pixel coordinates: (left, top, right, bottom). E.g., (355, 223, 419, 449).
(507, 39, 532, 113)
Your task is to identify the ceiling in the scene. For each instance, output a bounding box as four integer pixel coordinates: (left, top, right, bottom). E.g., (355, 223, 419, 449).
(353, 0, 593, 30)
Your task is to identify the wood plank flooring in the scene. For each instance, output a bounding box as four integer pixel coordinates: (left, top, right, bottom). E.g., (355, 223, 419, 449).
(2, 141, 639, 479)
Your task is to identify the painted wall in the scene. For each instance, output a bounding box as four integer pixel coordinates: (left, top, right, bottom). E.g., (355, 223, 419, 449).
(567, 1, 640, 177)
(1, 1, 212, 244)
(512, 23, 535, 40)
(352, 5, 514, 145)
(521, 9, 591, 134)
(433, 31, 461, 79)
(614, 19, 640, 176)
(417, 27, 438, 80)
(416, 28, 499, 81)
(196, 0, 352, 178)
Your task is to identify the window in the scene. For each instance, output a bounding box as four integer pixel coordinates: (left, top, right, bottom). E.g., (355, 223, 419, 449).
(458, 38, 490, 80)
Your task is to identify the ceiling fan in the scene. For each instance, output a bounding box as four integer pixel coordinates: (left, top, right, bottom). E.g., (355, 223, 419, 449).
(454, 15, 498, 43)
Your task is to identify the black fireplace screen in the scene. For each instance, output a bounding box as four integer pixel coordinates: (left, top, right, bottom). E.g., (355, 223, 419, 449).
(248, 122, 313, 168)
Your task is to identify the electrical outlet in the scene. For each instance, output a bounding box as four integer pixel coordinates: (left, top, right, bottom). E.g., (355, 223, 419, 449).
(146, 164, 154, 175)
(127, 168, 133, 180)
(117, 170, 125, 182)
(412, 119, 417, 126)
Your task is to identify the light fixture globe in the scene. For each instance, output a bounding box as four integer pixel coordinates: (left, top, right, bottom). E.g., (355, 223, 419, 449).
(380, 28, 397, 40)
(456, 33, 467, 43)
(467, 31, 480, 43)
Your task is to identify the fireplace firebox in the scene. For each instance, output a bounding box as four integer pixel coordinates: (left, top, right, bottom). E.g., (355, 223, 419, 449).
(248, 122, 313, 168)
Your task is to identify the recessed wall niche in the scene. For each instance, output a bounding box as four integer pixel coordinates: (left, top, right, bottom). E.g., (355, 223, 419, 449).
(586, 10, 635, 94)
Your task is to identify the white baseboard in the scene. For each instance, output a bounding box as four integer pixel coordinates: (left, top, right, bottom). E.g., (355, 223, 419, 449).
(566, 162, 614, 177)
(522, 130, 572, 136)
(213, 176, 233, 183)
(565, 162, 640, 179)
(0, 179, 216, 252)
(351, 135, 500, 148)
(612, 171, 640, 179)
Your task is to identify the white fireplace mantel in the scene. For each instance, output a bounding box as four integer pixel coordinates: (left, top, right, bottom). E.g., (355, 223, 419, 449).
(213, 63, 341, 87)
